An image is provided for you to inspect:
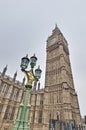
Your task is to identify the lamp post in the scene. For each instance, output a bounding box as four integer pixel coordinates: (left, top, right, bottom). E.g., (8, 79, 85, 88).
(12, 54, 42, 130)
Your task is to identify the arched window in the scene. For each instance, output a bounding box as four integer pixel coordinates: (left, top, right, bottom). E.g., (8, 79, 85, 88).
(10, 87, 15, 100)
(3, 85, 9, 98)
(4, 105, 10, 119)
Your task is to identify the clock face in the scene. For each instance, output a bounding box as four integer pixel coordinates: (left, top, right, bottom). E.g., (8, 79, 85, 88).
(49, 37, 58, 45)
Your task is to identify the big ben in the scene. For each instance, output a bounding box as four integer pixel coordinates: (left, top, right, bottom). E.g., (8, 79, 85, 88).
(30, 25, 81, 130)
(42, 25, 81, 130)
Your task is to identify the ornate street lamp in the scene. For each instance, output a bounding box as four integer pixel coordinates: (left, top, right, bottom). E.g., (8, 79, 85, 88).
(35, 65, 42, 79)
(12, 54, 42, 130)
(20, 54, 30, 70)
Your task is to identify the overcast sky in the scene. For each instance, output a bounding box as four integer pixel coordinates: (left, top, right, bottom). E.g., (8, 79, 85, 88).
(0, 0, 86, 117)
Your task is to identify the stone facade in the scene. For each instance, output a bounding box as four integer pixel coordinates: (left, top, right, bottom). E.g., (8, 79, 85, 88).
(0, 67, 25, 130)
(0, 26, 81, 130)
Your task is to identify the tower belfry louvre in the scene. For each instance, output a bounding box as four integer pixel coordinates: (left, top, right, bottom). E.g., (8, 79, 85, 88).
(0, 26, 81, 130)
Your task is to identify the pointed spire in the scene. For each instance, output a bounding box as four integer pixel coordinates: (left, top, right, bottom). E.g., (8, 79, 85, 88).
(52, 24, 61, 35)
(2, 65, 8, 76)
(55, 23, 57, 28)
(13, 71, 17, 81)
(22, 77, 25, 85)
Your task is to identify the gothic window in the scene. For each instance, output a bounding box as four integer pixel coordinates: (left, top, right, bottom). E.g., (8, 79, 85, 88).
(1, 84, 6, 93)
(3, 85, 9, 98)
(40, 94, 43, 106)
(22, 91, 26, 102)
(10, 87, 15, 100)
(31, 108, 35, 123)
(4, 105, 10, 119)
(10, 107, 15, 120)
(0, 80, 4, 92)
(40, 100, 43, 105)
(35, 94, 37, 104)
(39, 94, 43, 124)
(59, 92, 62, 103)
(15, 88, 19, 101)
(57, 86, 62, 103)
(20, 91, 24, 103)
(38, 110, 42, 123)
(50, 93, 54, 104)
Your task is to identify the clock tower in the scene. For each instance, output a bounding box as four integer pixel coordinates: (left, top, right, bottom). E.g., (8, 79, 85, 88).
(42, 25, 81, 130)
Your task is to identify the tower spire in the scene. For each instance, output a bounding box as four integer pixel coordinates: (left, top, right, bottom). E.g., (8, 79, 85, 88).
(13, 71, 17, 81)
(55, 23, 57, 28)
(52, 24, 61, 35)
(2, 65, 8, 76)
(22, 77, 25, 85)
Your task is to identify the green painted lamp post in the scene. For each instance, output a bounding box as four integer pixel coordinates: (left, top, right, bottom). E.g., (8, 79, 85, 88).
(12, 54, 42, 130)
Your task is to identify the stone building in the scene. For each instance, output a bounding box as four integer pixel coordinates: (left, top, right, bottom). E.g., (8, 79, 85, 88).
(0, 26, 81, 130)
(0, 66, 25, 130)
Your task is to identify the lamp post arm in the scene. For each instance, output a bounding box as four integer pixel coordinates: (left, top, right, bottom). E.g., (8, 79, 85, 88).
(21, 69, 37, 87)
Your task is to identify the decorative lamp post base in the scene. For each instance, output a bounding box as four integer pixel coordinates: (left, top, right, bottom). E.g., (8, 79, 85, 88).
(12, 87, 31, 130)
(12, 121, 30, 130)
